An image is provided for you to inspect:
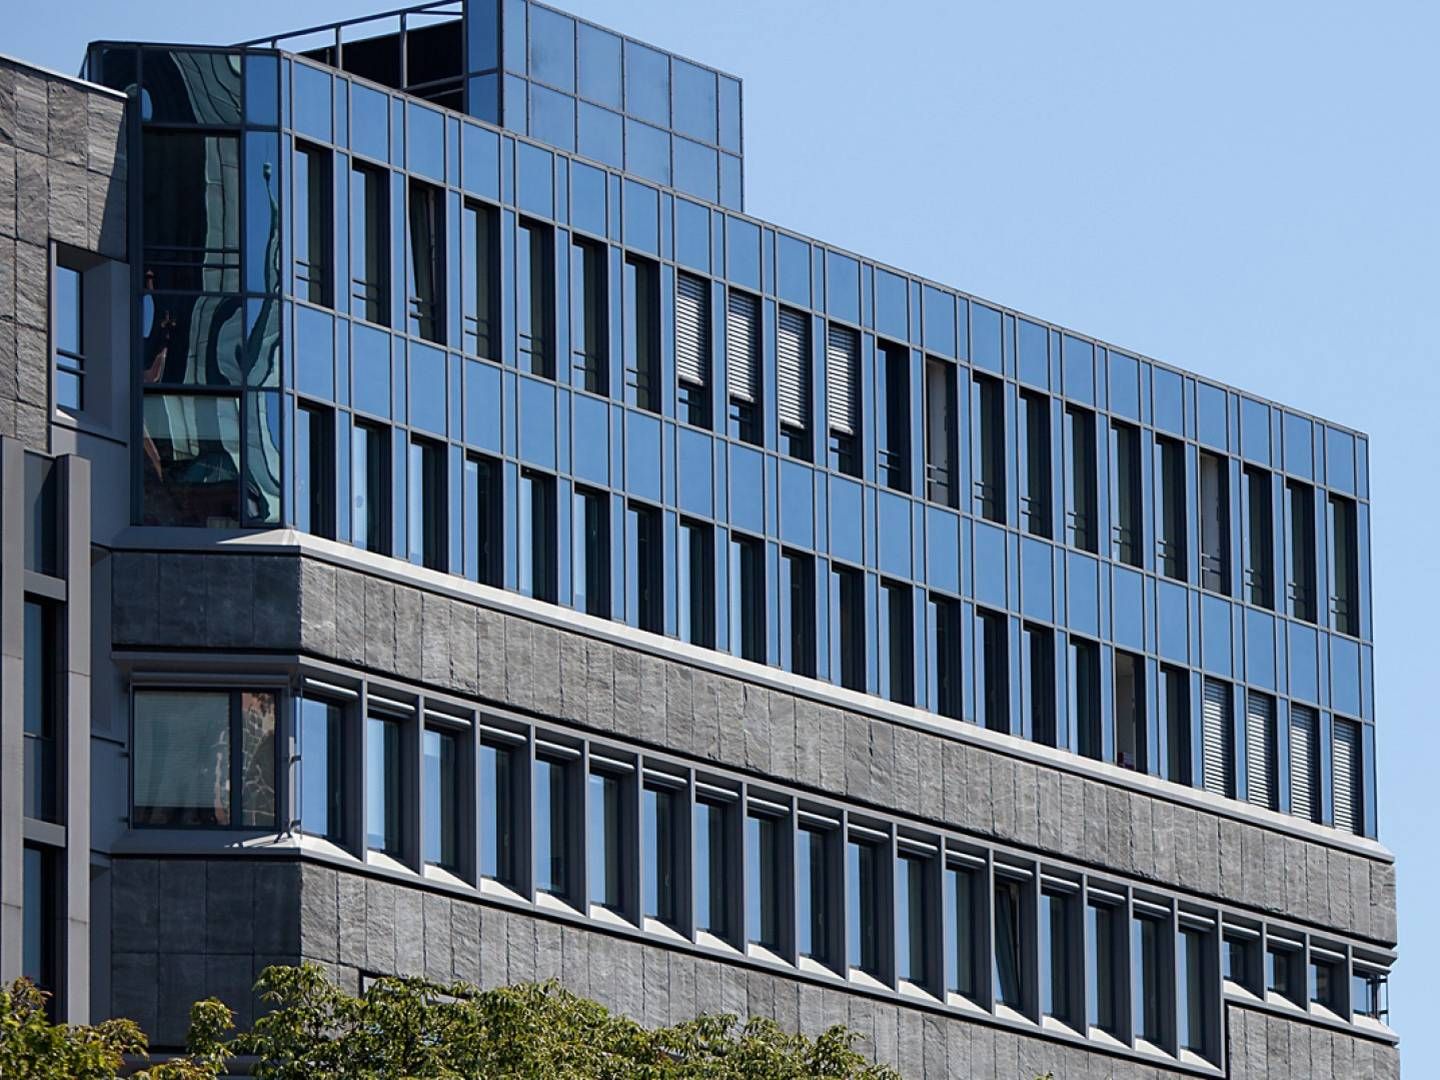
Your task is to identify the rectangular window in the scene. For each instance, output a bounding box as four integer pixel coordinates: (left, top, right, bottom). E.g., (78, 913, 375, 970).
(465, 453, 503, 587)
(1244, 691, 1277, 810)
(630, 501, 664, 634)
(1333, 718, 1362, 835)
(298, 696, 345, 843)
(1267, 941, 1302, 1005)
(976, 609, 1009, 733)
(517, 218, 555, 377)
(1309, 952, 1342, 1012)
(1064, 406, 1098, 552)
(352, 421, 390, 556)
(973, 374, 1005, 523)
(1286, 480, 1317, 622)
(1019, 390, 1052, 538)
(1132, 913, 1169, 1046)
(1243, 466, 1274, 608)
(881, 579, 913, 706)
(695, 798, 731, 939)
(520, 469, 557, 603)
(1178, 925, 1210, 1054)
(1115, 651, 1146, 772)
(1201, 678, 1234, 798)
(22, 601, 58, 823)
(625, 254, 661, 411)
(931, 593, 962, 722)
(746, 809, 782, 950)
(133, 689, 276, 828)
(1289, 704, 1319, 822)
(797, 823, 836, 967)
(993, 876, 1026, 1009)
(924, 356, 958, 506)
(945, 861, 980, 1000)
(350, 163, 389, 325)
(726, 289, 762, 445)
(366, 712, 404, 856)
(781, 549, 816, 678)
(588, 769, 624, 912)
(834, 565, 866, 692)
(407, 437, 446, 571)
(423, 726, 460, 870)
(876, 340, 910, 491)
(1042, 889, 1078, 1026)
(480, 740, 518, 885)
(1157, 436, 1186, 581)
(143, 130, 240, 292)
(846, 834, 885, 979)
(1352, 968, 1388, 1022)
(1087, 899, 1121, 1035)
(570, 236, 607, 392)
(732, 533, 765, 663)
(22, 846, 57, 996)
(896, 851, 929, 987)
(463, 201, 501, 359)
(406, 181, 444, 343)
(642, 783, 681, 928)
(1328, 493, 1359, 636)
(678, 517, 714, 647)
(1072, 638, 1101, 760)
(1024, 622, 1055, 746)
(535, 754, 576, 900)
(295, 403, 335, 538)
(1199, 451, 1229, 592)
(294, 144, 333, 306)
(1111, 421, 1142, 566)
(777, 306, 811, 459)
(53, 260, 85, 411)
(826, 324, 861, 477)
(1162, 665, 1191, 785)
(1223, 929, 1259, 993)
(676, 271, 712, 427)
(572, 486, 610, 617)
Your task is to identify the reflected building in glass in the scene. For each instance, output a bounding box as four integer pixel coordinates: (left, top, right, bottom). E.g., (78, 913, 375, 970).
(0, 3, 1399, 1076)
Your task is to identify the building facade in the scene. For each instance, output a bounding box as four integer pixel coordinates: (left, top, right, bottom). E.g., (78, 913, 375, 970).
(0, 2, 1399, 1075)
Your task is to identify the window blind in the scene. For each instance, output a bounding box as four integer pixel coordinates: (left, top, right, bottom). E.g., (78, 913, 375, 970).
(1244, 692, 1276, 810)
(676, 272, 709, 388)
(825, 323, 858, 436)
(1333, 719, 1360, 834)
(1289, 704, 1318, 822)
(1201, 678, 1231, 797)
(726, 290, 759, 403)
(777, 307, 809, 430)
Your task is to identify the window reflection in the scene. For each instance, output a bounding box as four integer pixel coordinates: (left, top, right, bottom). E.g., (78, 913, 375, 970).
(143, 131, 241, 292)
(141, 393, 241, 527)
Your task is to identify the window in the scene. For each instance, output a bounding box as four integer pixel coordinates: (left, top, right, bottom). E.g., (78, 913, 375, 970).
(930, 594, 962, 722)
(465, 453, 503, 587)
(520, 469, 557, 603)
(22, 846, 57, 997)
(726, 290, 761, 445)
(570, 236, 607, 392)
(142, 131, 240, 292)
(141, 395, 242, 527)
(1352, 967, 1388, 1022)
(1042, 888, 1078, 1026)
(1162, 665, 1191, 785)
(536, 753, 577, 901)
(1064, 406, 1097, 552)
(781, 549, 816, 678)
(1178, 922, 1212, 1055)
(973, 374, 1005, 523)
(1019, 391, 1051, 538)
(1328, 494, 1359, 636)
(976, 609, 1008, 733)
(746, 808, 783, 951)
(1223, 928, 1259, 993)
(293, 143, 332, 306)
(993, 875, 1026, 1009)
(678, 517, 713, 647)
(480, 739, 519, 885)
(643, 782, 682, 929)
(1267, 940, 1303, 1005)
(133, 689, 276, 828)
(423, 725, 461, 870)
(630, 502, 664, 634)
(896, 849, 931, 988)
(924, 356, 958, 506)
(695, 797, 732, 940)
(826, 324, 861, 477)
(295, 403, 335, 538)
(350, 163, 389, 324)
(1244, 691, 1277, 811)
(1086, 898, 1121, 1036)
(1201, 678, 1234, 798)
(1289, 705, 1319, 822)
(1333, 718, 1362, 835)
(834, 565, 865, 692)
(1132, 912, 1170, 1046)
(518, 218, 556, 377)
(53, 260, 85, 411)
(352, 422, 390, 556)
(407, 437, 446, 571)
(945, 860, 980, 1001)
(1286, 480, 1317, 622)
(876, 340, 909, 491)
(1309, 951, 1342, 1012)
(1115, 651, 1145, 771)
(731, 534, 765, 663)
(23, 601, 58, 822)
(1072, 638, 1101, 760)
(880, 580, 913, 705)
(298, 696, 345, 843)
(847, 832, 885, 979)
(1243, 466, 1274, 607)
(676, 271, 712, 427)
(572, 486, 610, 617)
(1024, 623, 1055, 746)
(797, 821, 837, 967)
(463, 201, 501, 359)
(1111, 421, 1142, 565)
(777, 306, 811, 460)
(366, 712, 403, 855)
(1156, 436, 1186, 581)
(405, 181, 445, 343)
(1199, 452, 1229, 592)
(624, 254, 661, 411)
(588, 768, 626, 912)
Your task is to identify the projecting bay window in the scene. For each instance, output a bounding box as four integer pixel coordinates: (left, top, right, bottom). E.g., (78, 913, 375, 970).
(1114, 651, 1145, 772)
(781, 549, 816, 679)
(625, 254, 661, 412)
(519, 469, 558, 603)
(1199, 451, 1229, 593)
(423, 722, 464, 872)
(1156, 436, 1186, 581)
(572, 486, 610, 618)
(1019, 391, 1052, 538)
(295, 402, 335, 538)
(366, 709, 405, 858)
(1162, 665, 1191, 785)
(797, 816, 840, 971)
(298, 695, 346, 845)
(1086, 896, 1122, 1038)
(1042, 884, 1081, 1029)
(976, 608, 1009, 733)
(350, 163, 389, 325)
(536, 748, 581, 905)
(944, 857, 982, 1003)
(847, 827, 888, 982)
(745, 804, 786, 955)
(1333, 718, 1362, 835)
(1244, 691, 1277, 811)
(1243, 466, 1274, 608)
(826, 323, 861, 477)
(731, 533, 765, 663)
(676, 271, 712, 427)
(352, 421, 390, 556)
(480, 737, 522, 888)
(1111, 420, 1142, 566)
(518, 218, 556, 377)
(465, 453, 503, 587)
(880, 579, 913, 706)
(1024, 623, 1055, 747)
(876, 340, 910, 492)
(407, 437, 446, 571)
(406, 181, 444, 343)
(1072, 638, 1101, 761)
(726, 289, 762, 445)
(924, 356, 958, 506)
(630, 501, 664, 635)
(1286, 479, 1317, 622)
(695, 795, 736, 944)
(777, 306, 812, 461)
(1327, 493, 1359, 636)
(1064, 406, 1098, 552)
(930, 593, 962, 722)
(642, 778, 684, 932)
(678, 517, 714, 648)
(588, 762, 631, 916)
(1201, 678, 1234, 798)
(833, 564, 866, 692)
(570, 236, 607, 392)
(973, 374, 1006, 523)
(23, 601, 59, 823)
(463, 201, 501, 360)
(896, 843, 935, 992)
(1131, 907, 1172, 1050)
(1288, 704, 1320, 823)
(53, 259, 85, 411)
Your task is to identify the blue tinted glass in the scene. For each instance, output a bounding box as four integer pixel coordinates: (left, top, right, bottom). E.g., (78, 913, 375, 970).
(672, 59, 718, 144)
(1112, 567, 1144, 649)
(519, 376, 557, 469)
(407, 102, 445, 180)
(577, 23, 622, 109)
(516, 142, 554, 217)
(480, 743, 513, 879)
(1283, 413, 1313, 478)
(675, 198, 710, 272)
(777, 234, 811, 307)
(1153, 368, 1184, 435)
(245, 131, 280, 295)
(1241, 398, 1270, 465)
(503, 74, 527, 133)
(1326, 427, 1356, 493)
(577, 101, 623, 168)
(353, 324, 391, 418)
(827, 252, 860, 324)
(726, 217, 760, 288)
(1109, 350, 1140, 418)
(673, 137, 718, 204)
(694, 801, 718, 931)
(588, 772, 619, 906)
(624, 118, 671, 187)
(529, 83, 576, 152)
(365, 715, 399, 852)
(299, 698, 338, 837)
(875, 269, 907, 340)
(502, 0, 526, 69)
(351, 84, 389, 162)
(462, 121, 500, 200)
(244, 53, 279, 127)
(1067, 552, 1099, 637)
(422, 729, 445, 863)
(410, 343, 447, 435)
(1018, 319, 1048, 387)
(1157, 580, 1188, 663)
(624, 41, 670, 126)
(1062, 335, 1094, 404)
(296, 307, 335, 400)
(467, 0, 499, 69)
(1201, 595, 1232, 675)
(571, 161, 607, 235)
(468, 73, 500, 125)
(971, 304, 1002, 373)
(923, 286, 956, 358)
(719, 153, 742, 211)
(718, 76, 742, 153)
(622, 179, 659, 254)
(528, 6, 575, 91)
(535, 757, 568, 894)
(292, 63, 332, 143)
(1197, 382, 1228, 450)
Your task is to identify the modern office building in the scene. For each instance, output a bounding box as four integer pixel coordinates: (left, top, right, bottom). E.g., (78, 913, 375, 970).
(0, 2, 1399, 1075)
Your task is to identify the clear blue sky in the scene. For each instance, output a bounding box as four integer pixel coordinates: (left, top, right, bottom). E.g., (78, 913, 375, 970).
(11, 0, 1437, 1063)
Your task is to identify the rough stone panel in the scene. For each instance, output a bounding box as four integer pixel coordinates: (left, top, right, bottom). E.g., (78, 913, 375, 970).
(503, 616, 535, 712)
(1372, 861, 1397, 944)
(872, 1001, 898, 1070)
(896, 1007, 923, 1077)
(872, 716, 900, 813)
(942, 740, 966, 824)
(1348, 854, 1372, 941)
(715, 676, 746, 767)
(157, 860, 207, 955)
(1037, 767, 1063, 852)
(332, 568, 368, 666)
(0, 65, 14, 148)
(110, 952, 159, 1049)
(46, 80, 86, 164)
(478, 906, 506, 989)
(451, 899, 481, 985)
(741, 681, 770, 773)
(1105, 787, 1133, 876)
(13, 234, 46, 326)
(1013, 759, 1039, 849)
(557, 628, 588, 723)
(475, 606, 505, 701)
(450, 600, 479, 695)
(393, 585, 423, 679)
(531, 624, 563, 718)
(251, 557, 302, 649)
(844, 711, 872, 802)
(364, 878, 397, 973)
(297, 863, 340, 962)
(203, 554, 254, 647)
(155, 952, 206, 1047)
(1151, 798, 1175, 883)
(915, 732, 945, 822)
(89, 168, 125, 258)
(13, 320, 45, 409)
(420, 592, 451, 687)
(395, 888, 425, 976)
(1130, 792, 1154, 880)
(691, 670, 722, 762)
(205, 860, 255, 955)
(665, 664, 695, 757)
(87, 96, 124, 174)
(252, 863, 301, 956)
(1304, 843, 1329, 927)
(0, 146, 14, 238)
(298, 558, 337, 657)
(48, 159, 88, 247)
(337, 872, 368, 969)
(769, 689, 797, 783)
(642, 946, 669, 1028)
(205, 953, 256, 1032)
(111, 858, 160, 953)
(584, 638, 615, 732)
(559, 923, 590, 999)
(636, 651, 668, 745)
(422, 892, 454, 982)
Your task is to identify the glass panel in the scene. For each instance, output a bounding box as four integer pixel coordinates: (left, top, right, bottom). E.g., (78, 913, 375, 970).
(993, 878, 1024, 1007)
(847, 838, 883, 977)
(352, 422, 390, 555)
(588, 771, 623, 910)
(142, 48, 242, 125)
(238, 691, 277, 827)
(424, 727, 460, 869)
(407, 182, 446, 344)
(1132, 915, 1166, 1042)
(22, 846, 56, 993)
(535, 756, 570, 897)
(1179, 928, 1207, 1052)
(517, 219, 556, 377)
(299, 697, 344, 842)
(570, 237, 608, 393)
(643, 785, 679, 926)
(797, 826, 832, 964)
(897, 854, 927, 985)
(746, 812, 780, 948)
(143, 131, 241, 291)
(350, 164, 390, 325)
(945, 864, 977, 998)
(463, 202, 501, 359)
(695, 799, 728, 937)
(408, 438, 446, 571)
(366, 714, 402, 854)
(1042, 891, 1073, 1023)
(1087, 901, 1118, 1033)
(480, 742, 515, 883)
(520, 470, 557, 603)
(132, 689, 231, 826)
(22, 601, 58, 822)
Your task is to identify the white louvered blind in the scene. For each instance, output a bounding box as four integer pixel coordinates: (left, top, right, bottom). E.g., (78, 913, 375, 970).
(1245, 692, 1276, 810)
(1201, 679, 1231, 797)
(1333, 720, 1360, 834)
(825, 323, 858, 436)
(1289, 704, 1318, 822)
(676, 272, 709, 388)
(777, 307, 809, 430)
(727, 290, 759, 403)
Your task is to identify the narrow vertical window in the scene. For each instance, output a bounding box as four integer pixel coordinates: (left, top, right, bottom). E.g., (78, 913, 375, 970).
(1309, 952, 1342, 1013)
(881, 579, 913, 706)
(643, 782, 681, 929)
(930, 594, 962, 721)
(781, 549, 816, 678)
(465, 453, 503, 587)
(1327, 493, 1359, 636)
(1199, 451, 1229, 592)
(1223, 928, 1259, 993)
(624, 254, 661, 411)
(407, 437, 446, 571)
(298, 696, 345, 843)
(22, 601, 58, 822)
(924, 356, 958, 506)
(352, 421, 390, 555)
(22, 846, 57, 996)
(1020, 391, 1052, 538)
(1072, 638, 1101, 760)
(365, 712, 403, 856)
(517, 218, 555, 377)
(777, 306, 811, 460)
(1333, 718, 1362, 835)
(695, 798, 731, 940)
(570, 236, 608, 392)
(826, 323, 861, 477)
(846, 832, 885, 979)
(1267, 940, 1302, 1005)
(1286, 479, 1316, 622)
(1023, 623, 1055, 746)
(572, 486, 610, 617)
(1162, 665, 1191, 785)
(1243, 466, 1274, 608)
(945, 861, 979, 1001)
(463, 201, 501, 359)
(876, 340, 910, 491)
(588, 768, 625, 912)
(1201, 678, 1234, 798)
(797, 821, 836, 968)
(976, 608, 1009, 732)
(1064, 406, 1098, 552)
(1087, 899, 1120, 1035)
(630, 501, 664, 634)
(350, 163, 389, 325)
(675, 271, 712, 427)
(1114, 650, 1146, 772)
(1042, 888, 1078, 1027)
(1178, 923, 1211, 1056)
(993, 875, 1026, 1009)
(406, 180, 444, 343)
(973, 374, 1006, 523)
(1289, 704, 1319, 823)
(731, 533, 765, 663)
(678, 518, 714, 647)
(295, 403, 335, 538)
(422, 726, 460, 870)
(1111, 420, 1142, 566)
(745, 808, 782, 951)
(294, 144, 333, 306)
(896, 850, 930, 988)
(535, 754, 574, 900)
(726, 289, 762, 445)
(1244, 691, 1277, 810)
(480, 740, 517, 885)
(53, 261, 85, 411)
(834, 564, 866, 692)
(1156, 436, 1186, 580)
(519, 469, 557, 603)
(1132, 913, 1170, 1047)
